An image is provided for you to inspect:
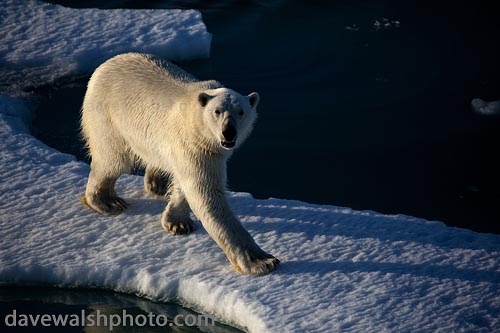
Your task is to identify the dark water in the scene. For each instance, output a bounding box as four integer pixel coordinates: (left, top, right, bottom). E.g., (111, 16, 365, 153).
(32, 0, 500, 235)
(0, 287, 243, 333)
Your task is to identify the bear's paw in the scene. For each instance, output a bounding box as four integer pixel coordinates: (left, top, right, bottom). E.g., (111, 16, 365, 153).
(82, 194, 129, 215)
(230, 247, 280, 275)
(161, 215, 196, 235)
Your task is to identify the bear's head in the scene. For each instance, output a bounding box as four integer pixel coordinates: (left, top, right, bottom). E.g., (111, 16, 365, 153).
(198, 88, 259, 151)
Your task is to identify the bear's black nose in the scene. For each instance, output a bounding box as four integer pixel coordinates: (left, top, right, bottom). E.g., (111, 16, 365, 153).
(222, 125, 237, 142)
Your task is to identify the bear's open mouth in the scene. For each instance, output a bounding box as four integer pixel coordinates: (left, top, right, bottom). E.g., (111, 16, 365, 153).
(221, 140, 236, 149)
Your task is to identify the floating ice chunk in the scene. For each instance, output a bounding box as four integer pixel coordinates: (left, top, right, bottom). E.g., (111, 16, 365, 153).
(471, 98, 500, 115)
(345, 24, 360, 31)
(373, 18, 400, 31)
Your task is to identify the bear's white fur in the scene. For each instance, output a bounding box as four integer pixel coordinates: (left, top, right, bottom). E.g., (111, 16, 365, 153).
(81, 53, 279, 274)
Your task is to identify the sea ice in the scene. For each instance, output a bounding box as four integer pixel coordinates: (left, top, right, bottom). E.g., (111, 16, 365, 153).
(1, 98, 499, 332)
(472, 98, 500, 116)
(0, 0, 211, 93)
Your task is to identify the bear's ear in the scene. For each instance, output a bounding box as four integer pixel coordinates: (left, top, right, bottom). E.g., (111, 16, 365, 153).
(248, 92, 260, 108)
(198, 92, 212, 107)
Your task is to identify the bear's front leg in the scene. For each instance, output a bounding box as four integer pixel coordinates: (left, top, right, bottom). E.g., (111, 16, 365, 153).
(223, 229, 281, 275)
(161, 185, 196, 235)
(180, 174, 279, 274)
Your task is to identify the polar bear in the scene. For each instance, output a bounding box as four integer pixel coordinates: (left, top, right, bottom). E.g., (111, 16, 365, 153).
(81, 53, 279, 275)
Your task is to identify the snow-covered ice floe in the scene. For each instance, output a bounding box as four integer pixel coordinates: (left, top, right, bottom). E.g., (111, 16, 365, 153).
(1, 1, 500, 333)
(0, 0, 211, 93)
(472, 98, 500, 116)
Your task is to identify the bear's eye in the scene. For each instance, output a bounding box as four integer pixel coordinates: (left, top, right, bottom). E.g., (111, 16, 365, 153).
(238, 110, 244, 116)
(214, 109, 221, 116)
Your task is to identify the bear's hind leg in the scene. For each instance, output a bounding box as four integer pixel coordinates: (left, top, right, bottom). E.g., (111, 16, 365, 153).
(161, 185, 195, 235)
(84, 158, 131, 215)
(144, 167, 171, 197)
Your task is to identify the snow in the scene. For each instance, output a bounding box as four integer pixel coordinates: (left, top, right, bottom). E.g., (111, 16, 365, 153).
(1, 1, 500, 333)
(0, 0, 211, 93)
